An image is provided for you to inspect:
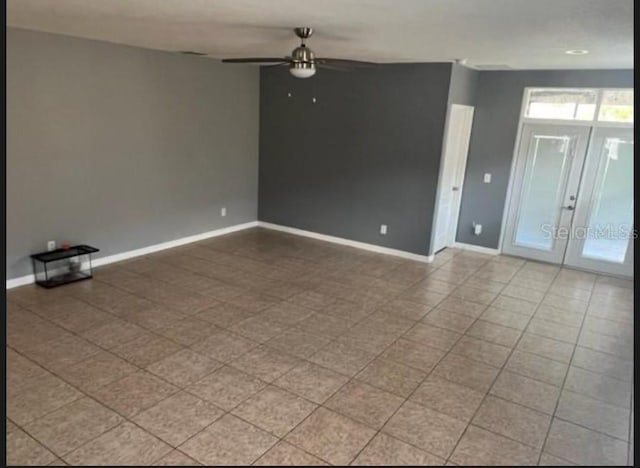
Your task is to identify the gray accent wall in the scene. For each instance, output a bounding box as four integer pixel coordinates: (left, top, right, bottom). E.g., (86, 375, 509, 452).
(456, 69, 634, 249)
(7, 28, 260, 279)
(258, 63, 452, 256)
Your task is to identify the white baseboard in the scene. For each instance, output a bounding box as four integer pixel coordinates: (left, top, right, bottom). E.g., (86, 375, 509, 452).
(258, 221, 434, 263)
(6, 221, 259, 289)
(453, 242, 501, 255)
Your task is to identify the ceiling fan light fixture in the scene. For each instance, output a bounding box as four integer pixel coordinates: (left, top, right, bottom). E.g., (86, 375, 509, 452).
(289, 62, 316, 78)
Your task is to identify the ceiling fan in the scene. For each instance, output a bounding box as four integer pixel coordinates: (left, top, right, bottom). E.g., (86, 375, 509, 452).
(222, 27, 376, 78)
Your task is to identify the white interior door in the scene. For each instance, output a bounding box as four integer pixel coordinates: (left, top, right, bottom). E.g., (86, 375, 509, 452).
(565, 127, 634, 277)
(432, 104, 474, 253)
(502, 124, 591, 263)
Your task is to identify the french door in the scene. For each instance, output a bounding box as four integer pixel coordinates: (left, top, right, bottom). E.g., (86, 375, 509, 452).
(503, 124, 634, 277)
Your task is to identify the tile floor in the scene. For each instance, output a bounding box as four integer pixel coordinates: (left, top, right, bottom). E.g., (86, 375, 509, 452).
(5, 227, 634, 466)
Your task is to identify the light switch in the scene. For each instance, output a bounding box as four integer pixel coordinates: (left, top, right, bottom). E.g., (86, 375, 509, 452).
(483, 173, 492, 183)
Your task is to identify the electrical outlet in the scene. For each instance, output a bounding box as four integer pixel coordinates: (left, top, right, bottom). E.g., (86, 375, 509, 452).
(221, 207, 227, 217)
(47, 240, 56, 251)
(380, 224, 388, 235)
(483, 173, 492, 183)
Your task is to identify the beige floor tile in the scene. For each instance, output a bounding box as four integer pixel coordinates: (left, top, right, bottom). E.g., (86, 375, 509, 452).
(230, 345, 301, 382)
(309, 341, 377, 376)
(410, 376, 485, 422)
(451, 285, 498, 305)
(21, 334, 102, 372)
(146, 348, 222, 387)
(501, 285, 545, 303)
(491, 370, 561, 414)
(564, 366, 631, 408)
(322, 298, 376, 322)
(133, 391, 223, 446)
(23, 397, 123, 456)
(232, 386, 317, 437)
(450, 336, 511, 368)
(154, 317, 219, 346)
(154, 450, 202, 466)
(64, 422, 172, 466)
(80, 319, 148, 349)
(111, 333, 183, 367)
(353, 433, 445, 466)
(6, 427, 58, 466)
(254, 441, 328, 465)
(449, 425, 539, 466)
(260, 302, 316, 326)
(195, 302, 255, 328)
(190, 330, 257, 363)
(57, 351, 138, 393)
(274, 361, 349, 403)
(538, 452, 575, 465)
(288, 290, 336, 310)
(377, 298, 433, 321)
(402, 289, 448, 308)
(356, 358, 426, 398)
(492, 295, 538, 315)
(437, 297, 487, 318)
(431, 353, 500, 392)
(480, 306, 530, 330)
(556, 390, 630, 440)
(285, 407, 376, 465)
(466, 320, 522, 347)
(7, 373, 83, 426)
(90, 370, 179, 418)
(403, 323, 462, 351)
(545, 418, 628, 466)
(382, 400, 467, 459)
(296, 312, 354, 339)
(264, 329, 331, 358)
(229, 315, 289, 343)
(517, 333, 574, 363)
(542, 294, 588, 314)
(421, 308, 476, 333)
(578, 329, 633, 360)
(187, 365, 266, 410)
(472, 395, 551, 449)
(534, 304, 584, 327)
(527, 318, 580, 344)
(381, 338, 445, 372)
(7, 348, 48, 393)
(325, 380, 404, 429)
(34, 298, 115, 334)
(571, 346, 633, 382)
(505, 350, 568, 387)
(180, 414, 278, 465)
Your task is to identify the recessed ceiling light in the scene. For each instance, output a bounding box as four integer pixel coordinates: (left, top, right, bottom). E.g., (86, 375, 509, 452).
(565, 49, 589, 55)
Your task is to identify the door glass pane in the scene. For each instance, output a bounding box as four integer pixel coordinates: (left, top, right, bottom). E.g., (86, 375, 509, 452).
(598, 89, 634, 123)
(582, 136, 634, 263)
(514, 134, 573, 250)
(525, 89, 597, 120)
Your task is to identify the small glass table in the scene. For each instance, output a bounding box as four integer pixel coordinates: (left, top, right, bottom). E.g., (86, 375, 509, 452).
(30, 245, 100, 288)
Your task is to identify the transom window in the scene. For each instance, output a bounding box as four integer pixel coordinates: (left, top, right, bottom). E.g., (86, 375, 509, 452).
(523, 87, 633, 124)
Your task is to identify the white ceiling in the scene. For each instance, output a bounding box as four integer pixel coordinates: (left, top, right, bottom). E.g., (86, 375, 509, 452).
(7, 0, 634, 70)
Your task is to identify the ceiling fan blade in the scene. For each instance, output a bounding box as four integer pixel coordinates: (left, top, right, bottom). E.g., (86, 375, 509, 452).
(222, 58, 288, 63)
(316, 58, 378, 67)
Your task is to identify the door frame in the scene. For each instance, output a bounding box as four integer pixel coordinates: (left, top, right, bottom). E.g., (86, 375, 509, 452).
(498, 87, 634, 276)
(430, 103, 475, 254)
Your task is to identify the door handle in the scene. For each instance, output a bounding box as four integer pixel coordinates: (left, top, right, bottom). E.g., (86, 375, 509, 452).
(452, 186, 460, 191)
(563, 205, 575, 211)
